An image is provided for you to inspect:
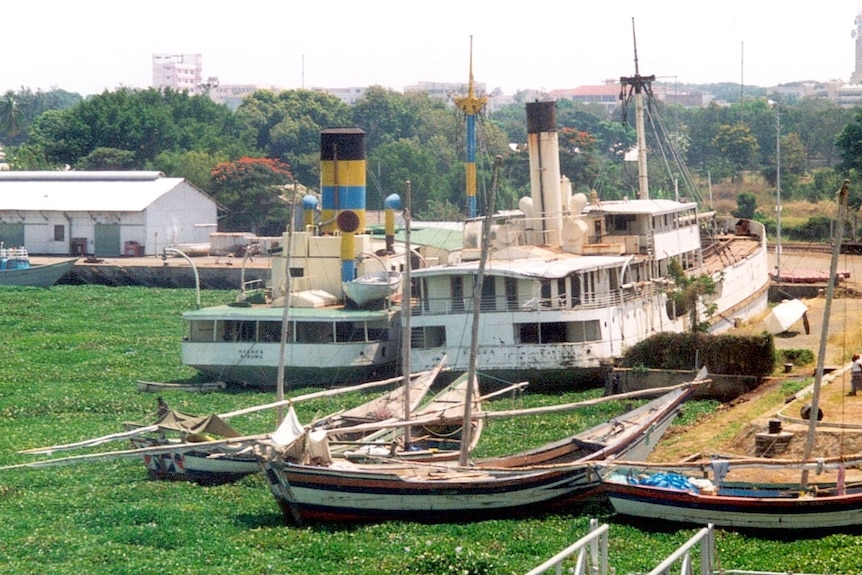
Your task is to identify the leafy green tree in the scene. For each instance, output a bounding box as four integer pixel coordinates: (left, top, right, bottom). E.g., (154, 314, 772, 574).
(0, 142, 52, 170)
(794, 98, 852, 168)
(26, 88, 245, 169)
(26, 108, 88, 166)
(235, 89, 351, 188)
(559, 127, 598, 193)
(352, 86, 415, 150)
(75, 147, 137, 170)
(0, 87, 81, 146)
(209, 157, 293, 235)
(488, 102, 526, 143)
(799, 169, 852, 204)
(151, 149, 227, 192)
(759, 132, 807, 200)
(711, 123, 759, 180)
(367, 139, 442, 218)
(680, 102, 723, 172)
(733, 192, 758, 219)
(836, 108, 862, 174)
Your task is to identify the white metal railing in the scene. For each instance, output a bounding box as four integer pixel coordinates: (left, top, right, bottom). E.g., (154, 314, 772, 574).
(646, 524, 714, 575)
(411, 283, 667, 317)
(0, 245, 28, 259)
(524, 519, 608, 575)
(526, 522, 828, 575)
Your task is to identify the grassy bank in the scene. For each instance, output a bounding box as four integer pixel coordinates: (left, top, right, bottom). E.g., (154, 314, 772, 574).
(0, 285, 859, 574)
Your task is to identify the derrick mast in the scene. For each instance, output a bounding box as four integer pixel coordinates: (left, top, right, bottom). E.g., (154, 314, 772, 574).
(454, 37, 487, 218)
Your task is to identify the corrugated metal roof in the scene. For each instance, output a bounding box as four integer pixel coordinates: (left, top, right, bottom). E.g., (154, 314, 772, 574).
(395, 223, 463, 251)
(0, 171, 189, 212)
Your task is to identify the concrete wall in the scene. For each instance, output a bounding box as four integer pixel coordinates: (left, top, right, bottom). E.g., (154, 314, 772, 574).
(610, 367, 761, 402)
(146, 182, 218, 253)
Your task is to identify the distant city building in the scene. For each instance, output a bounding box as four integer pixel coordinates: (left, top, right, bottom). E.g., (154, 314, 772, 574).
(405, 81, 487, 104)
(852, 12, 862, 84)
(152, 54, 203, 93)
(550, 81, 620, 112)
(654, 85, 712, 107)
(486, 93, 515, 113)
(316, 87, 369, 106)
(209, 83, 284, 109)
(151, 29, 862, 114)
(551, 81, 711, 112)
(837, 84, 862, 108)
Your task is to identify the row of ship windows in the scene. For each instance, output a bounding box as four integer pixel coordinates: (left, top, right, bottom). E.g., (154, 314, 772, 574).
(186, 318, 602, 347)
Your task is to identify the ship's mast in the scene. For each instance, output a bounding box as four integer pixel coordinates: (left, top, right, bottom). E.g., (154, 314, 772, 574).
(619, 18, 654, 200)
(454, 36, 488, 218)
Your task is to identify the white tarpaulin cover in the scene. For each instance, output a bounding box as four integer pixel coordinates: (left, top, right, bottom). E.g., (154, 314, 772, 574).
(764, 299, 808, 334)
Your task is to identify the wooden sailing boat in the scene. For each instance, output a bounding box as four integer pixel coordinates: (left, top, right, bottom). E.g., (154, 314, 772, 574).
(259, 383, 698, 524)
(601, 181, 862, 531)
(11, 368, 444, 484)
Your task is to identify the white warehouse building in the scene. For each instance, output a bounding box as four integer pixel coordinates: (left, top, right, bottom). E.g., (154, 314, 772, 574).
(0, 171, 218, 257)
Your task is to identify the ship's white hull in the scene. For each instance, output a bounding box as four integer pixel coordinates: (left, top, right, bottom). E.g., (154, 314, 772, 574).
(408, 225, 768, 387)
(181, 339, 400, 388)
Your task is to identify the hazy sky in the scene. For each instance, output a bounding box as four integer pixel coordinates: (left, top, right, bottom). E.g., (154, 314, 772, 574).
(4, 1, 862, 96)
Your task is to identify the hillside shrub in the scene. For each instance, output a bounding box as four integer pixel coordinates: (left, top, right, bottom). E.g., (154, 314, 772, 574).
(620, 333, 775, 378)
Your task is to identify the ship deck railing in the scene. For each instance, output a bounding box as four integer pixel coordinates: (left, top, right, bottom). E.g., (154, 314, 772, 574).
(411, 281, 670, 316)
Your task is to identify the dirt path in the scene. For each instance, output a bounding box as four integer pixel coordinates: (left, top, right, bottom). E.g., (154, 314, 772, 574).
(651, 247, 862, 462)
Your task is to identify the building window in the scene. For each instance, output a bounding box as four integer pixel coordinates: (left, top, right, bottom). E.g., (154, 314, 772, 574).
(54, 225, 65, 242)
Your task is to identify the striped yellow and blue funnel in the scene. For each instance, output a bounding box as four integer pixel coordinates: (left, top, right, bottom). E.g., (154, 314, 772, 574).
(320, 128, 366, 282)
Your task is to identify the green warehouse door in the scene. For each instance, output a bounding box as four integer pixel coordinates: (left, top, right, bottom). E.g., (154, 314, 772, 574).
(0, 223, 25, 247)
(94, 224, 121, 257)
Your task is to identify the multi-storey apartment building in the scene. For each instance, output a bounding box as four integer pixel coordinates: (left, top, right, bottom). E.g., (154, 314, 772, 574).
(152, 54, 203, 93)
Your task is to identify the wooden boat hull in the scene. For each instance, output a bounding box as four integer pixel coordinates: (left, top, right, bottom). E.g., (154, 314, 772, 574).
(264, 461, 599, 523)
(136, 381, 226, 393)
(0, 257, 77, 287)
(261, 385, 694, 524)
(603, 477, 862, 531)
(131, 438, 259, 486)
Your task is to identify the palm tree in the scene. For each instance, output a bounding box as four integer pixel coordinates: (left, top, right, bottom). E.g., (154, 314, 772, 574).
(0, 91, 24, 141)
(668, 258, 717, 333)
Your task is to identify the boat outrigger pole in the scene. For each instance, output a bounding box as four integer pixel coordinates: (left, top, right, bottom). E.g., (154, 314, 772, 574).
(459, 155, 502, 467)
(801, 180, 849, 488)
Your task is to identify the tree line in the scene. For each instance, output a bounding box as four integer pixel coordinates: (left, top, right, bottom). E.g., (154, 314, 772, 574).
(3, 84, 862, 237)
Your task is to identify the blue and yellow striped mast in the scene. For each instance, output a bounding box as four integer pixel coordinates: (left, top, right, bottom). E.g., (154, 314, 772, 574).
(454, 37, 487, 218)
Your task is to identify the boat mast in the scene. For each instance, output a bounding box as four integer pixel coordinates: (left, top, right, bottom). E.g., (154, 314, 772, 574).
(459, 155, 502, 467)
(276, 200, 294, 424)
(620, 18, 654, 200)
(402, 180, 413, 446)
(454, 36, 487, 219)
(801, 179, 849, 487)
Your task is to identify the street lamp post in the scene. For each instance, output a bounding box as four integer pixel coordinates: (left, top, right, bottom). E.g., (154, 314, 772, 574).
(768, 100, 782, 282)
(163, 248, 201, 309)
(776, 103, 781, 282)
